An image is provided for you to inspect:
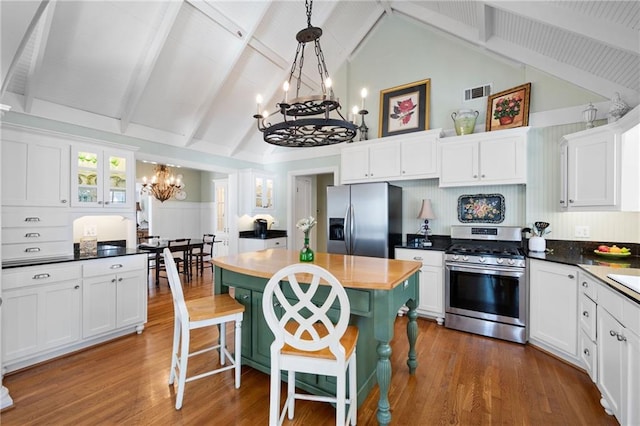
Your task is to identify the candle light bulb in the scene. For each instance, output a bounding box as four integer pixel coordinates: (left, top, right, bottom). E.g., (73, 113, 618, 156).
(142, 176, 147, 184)
(262, 109, 269, 118)
(256, 94, 263, 115)
(325, 78, 332, 89)
(283, 81, 289, 103)
(361, 88, 367, 109)
(352, 105, 359, 115)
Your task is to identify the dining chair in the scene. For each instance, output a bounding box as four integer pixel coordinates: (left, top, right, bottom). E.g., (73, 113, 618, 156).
(161, 238, 191, 282)
(163, 248, 244, 410)
(138, 235, 161, 283)
(262, 263, 359, 426)
(192, 234, 215, 276)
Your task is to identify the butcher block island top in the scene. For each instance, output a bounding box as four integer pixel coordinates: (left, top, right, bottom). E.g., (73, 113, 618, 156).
(212, 249, 421, 426)
(211, 249, 421, 290)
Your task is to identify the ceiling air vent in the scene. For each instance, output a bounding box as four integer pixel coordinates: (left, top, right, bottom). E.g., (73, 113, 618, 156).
(464, 84, 492, 101)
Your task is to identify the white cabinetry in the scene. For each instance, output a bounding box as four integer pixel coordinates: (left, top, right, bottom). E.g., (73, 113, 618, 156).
(238, 169, 275, 215)
(1, 255, 147, 373)
(2, 263, 82, 363)
(578, 272, 599, 382)
(560, 106, 639, 211)
(439, 127, 528, 187)
(238, 237, 287, 253)
(82, 256, 147, 338)
(596, 280, 640, 426)
(1, 134, 70, 207)
(340, 129, 441, 184)
(528, 259, 579, 364)
(1, 207, 73, 262)
(70, 144, 135, 209)
(395, 248, 444, 323)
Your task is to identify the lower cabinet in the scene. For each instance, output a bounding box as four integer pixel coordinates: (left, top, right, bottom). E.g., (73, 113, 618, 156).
(2, 264, 82, 362)
(596, 282, 640, 426)
(395, 248, 444, 324)
(1, 255, 147, 373)
(238, 237, 287, 253)
(528, 259, 579, 363)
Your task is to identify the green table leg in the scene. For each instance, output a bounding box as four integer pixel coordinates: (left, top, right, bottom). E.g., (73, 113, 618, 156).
(376, 341, 392, 426)
(406, 299, 418, 374)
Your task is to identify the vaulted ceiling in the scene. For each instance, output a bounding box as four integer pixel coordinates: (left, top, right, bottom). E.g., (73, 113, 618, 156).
(1, 1, 638, 163)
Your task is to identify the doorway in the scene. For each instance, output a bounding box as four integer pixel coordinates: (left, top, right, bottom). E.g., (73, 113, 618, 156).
(288, 167, 339, 253)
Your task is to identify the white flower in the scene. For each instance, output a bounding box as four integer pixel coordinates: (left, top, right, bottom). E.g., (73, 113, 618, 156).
(296, 216, 317, 234)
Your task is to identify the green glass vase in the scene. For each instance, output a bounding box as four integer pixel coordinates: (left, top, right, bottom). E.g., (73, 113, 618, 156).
(299, 236, 314, 262)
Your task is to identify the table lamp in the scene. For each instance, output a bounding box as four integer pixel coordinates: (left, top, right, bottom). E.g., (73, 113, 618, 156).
(417, 199, 436, 247)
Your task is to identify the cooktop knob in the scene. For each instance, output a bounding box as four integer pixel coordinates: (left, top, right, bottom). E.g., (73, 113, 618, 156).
(508, 258, 515, 265)
(479, 257, 486, 263)
(452, 254, 459, 261)
(462, 255, 469, 261)
(496, 258, 504, 264)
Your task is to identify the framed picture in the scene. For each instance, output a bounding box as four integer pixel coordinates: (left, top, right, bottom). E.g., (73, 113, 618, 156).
(379, 79, 430, 138)
(458, 194, 505, 223)
(485, 82, 531, 131)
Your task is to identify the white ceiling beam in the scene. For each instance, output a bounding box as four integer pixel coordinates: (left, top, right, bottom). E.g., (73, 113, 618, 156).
(0, 0, 50, 98)
(182, 1, 271, 147)
(488, 36, 638, 104)
(476, 2, 493, 44)
(485, 1, 639, 55)
(377, 0, 393, 17)
(119, 1, 182, 134)
(23, 0, 57, 113)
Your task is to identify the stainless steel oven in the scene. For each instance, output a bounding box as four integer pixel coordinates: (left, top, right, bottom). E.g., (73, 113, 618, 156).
(444, 226, 527, 344)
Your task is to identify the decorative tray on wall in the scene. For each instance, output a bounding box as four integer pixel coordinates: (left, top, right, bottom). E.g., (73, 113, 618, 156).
(458, 194, 505, 223)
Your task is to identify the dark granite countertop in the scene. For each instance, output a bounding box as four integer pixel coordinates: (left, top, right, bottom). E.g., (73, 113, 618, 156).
(239, 230, 287, 239)
(2, 246, 144, 269)
(526, 240, 640, 270)
(395, 234, 451, 252)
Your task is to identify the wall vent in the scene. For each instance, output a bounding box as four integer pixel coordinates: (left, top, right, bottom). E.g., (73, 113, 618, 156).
(464, 84, 492, 101)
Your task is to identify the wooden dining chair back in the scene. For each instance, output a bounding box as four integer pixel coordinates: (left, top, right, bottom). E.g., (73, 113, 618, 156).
(262, 263, 358, 426)
(164, 238, 191, 281)
(163, 248, 244, 410)
(193, 233, 215, 276)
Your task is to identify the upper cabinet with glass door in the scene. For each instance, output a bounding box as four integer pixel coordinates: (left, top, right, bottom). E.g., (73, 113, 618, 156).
(239, 169, 275, 215)
(71, 145, 135, 210)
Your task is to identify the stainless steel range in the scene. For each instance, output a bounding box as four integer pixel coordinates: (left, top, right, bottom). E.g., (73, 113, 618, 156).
(445, 225, 527, 344)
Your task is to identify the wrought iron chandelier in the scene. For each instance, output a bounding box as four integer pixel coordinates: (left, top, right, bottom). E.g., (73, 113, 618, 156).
(140, 165, 183, 203)
(253, 0, 357, 147)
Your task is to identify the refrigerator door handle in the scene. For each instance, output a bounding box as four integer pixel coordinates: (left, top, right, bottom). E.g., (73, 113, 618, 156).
(344, 205, 351, 254)
(349, 204, 355, 254)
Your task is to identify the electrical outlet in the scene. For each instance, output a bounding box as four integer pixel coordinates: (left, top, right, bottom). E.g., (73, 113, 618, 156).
(84, 224, 97, 237)
(575, 225, 590, 238)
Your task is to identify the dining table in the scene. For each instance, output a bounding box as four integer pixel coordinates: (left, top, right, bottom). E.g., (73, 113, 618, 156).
(137, 239, 204, 286)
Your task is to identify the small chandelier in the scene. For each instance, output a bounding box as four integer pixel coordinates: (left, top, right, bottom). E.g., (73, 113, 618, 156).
(141, 165, 183, 203)
(253, 0, 357, 147)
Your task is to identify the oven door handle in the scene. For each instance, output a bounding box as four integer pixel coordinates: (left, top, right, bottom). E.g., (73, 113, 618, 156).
(446, 263, 525, 276)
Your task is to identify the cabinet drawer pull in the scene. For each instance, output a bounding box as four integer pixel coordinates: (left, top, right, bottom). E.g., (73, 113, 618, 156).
(241, 295, 249, 300)
(610, 330, 617, 337)
(412, 256, 423, 261)
(403, 280, 409, 289)
(111, 278, 117, 283)
(110, 264, 123, 269)
(25, 232, 41, 238)
(61, 199, 67, 204)
(560, 200, 565, 204)
(104, 201, 110, 205)
(24, 217, 41, 222)
(568, 274, 575, 279)
(582, 281, 588, 288)
(32, 273, 51, 280)
(98, 201, 103, 205)
(583, 348, 590, 356)
(569, 199, 574, 203)
(275, 242, 280, 245)
(118, 277, 123, 282)
(74, 285, 80, 290)
(25, 247, 41, 252)
(473, 174, 478, 178)
(582, 311, 589, 318)
(617, 334, 627, 342)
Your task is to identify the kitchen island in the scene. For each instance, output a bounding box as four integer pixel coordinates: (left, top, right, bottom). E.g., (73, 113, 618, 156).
(212, 249, 421, 426)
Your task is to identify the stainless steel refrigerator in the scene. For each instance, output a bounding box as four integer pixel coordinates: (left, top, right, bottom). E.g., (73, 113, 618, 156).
(327, 182, 402, 258)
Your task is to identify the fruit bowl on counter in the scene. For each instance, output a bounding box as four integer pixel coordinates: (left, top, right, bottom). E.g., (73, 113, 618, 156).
(594, 244, 631, 257)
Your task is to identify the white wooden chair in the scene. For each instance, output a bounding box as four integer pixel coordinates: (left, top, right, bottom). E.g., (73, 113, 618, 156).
(262, 263, 358, 426)
(163, 248, 244, 410)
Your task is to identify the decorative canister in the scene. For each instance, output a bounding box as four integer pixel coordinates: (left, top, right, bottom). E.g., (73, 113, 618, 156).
(451, 109, 480, 135)
(528, 236, 546, 253)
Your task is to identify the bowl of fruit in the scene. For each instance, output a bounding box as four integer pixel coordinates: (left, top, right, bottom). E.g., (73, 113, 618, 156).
(594, 245, 631, 257)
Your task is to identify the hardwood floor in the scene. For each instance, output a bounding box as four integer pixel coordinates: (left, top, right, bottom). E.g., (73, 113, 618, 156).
(1, 267, 617, 425)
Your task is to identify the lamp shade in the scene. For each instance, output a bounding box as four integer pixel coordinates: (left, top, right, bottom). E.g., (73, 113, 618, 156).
(417, 199, 436, 220)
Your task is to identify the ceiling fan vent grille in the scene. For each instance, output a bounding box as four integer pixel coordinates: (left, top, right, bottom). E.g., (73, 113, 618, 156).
(464, 84, 492, 101)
